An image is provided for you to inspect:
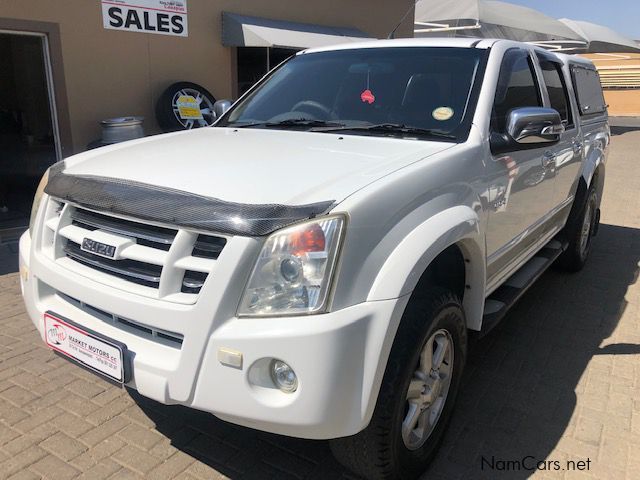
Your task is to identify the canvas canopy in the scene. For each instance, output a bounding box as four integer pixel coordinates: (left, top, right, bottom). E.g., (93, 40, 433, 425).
(222, 13, 370, 49)
(414, 0, 585, 45)
(415, 0, 640, 53)
(560, 19, 640, 53)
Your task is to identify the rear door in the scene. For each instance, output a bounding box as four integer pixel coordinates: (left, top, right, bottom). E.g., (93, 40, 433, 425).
(534, 52, 583, 217)
(485, 48, 558, 280)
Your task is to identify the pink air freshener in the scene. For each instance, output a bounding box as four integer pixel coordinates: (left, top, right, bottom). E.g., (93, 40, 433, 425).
(361, 89, 375, 104)
(361, 70, 375, 104)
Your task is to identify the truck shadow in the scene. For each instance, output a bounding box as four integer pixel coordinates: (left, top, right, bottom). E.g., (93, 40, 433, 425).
(130, 223, 639, 479)
(423, 222, 640, 479)
(610, 125, 640, 136)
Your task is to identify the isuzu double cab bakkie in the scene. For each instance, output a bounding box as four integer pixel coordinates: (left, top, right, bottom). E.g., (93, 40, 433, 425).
(20, 38, 609, 479)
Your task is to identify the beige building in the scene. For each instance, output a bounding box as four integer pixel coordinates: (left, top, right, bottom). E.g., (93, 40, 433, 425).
(1, 0, 414, 154)
(0, 0, 413, 231)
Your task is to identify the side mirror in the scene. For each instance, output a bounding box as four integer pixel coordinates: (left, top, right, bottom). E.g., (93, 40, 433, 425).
(213, 99, 232, 119)
(506, 107, 564, 144)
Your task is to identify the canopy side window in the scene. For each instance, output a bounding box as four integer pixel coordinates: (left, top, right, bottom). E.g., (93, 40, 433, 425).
(571, 66, 607, 116)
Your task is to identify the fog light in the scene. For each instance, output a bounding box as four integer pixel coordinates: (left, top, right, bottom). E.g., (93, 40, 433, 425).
(270, 359, 298, 393)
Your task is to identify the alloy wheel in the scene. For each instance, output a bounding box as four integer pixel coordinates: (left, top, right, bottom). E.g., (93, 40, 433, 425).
(402, 329, 454, 450)
(579, 200, 595, 258)
(171, 88, 216, 129)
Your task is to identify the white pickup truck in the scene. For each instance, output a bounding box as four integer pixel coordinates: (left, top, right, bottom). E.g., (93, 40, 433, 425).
(20, 38, 608, 479)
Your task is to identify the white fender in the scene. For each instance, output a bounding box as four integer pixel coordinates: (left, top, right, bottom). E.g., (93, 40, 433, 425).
(581, 130, 609, 189)
(367, 205, 486, 330)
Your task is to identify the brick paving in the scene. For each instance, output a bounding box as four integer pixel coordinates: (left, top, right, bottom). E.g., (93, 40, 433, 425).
(1, 128, 639, 479)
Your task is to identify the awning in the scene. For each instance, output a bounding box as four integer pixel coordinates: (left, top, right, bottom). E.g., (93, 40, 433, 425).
(414, 0, 586, 48)
(222, 13, 371, 49)
(559, 19, 640, 53)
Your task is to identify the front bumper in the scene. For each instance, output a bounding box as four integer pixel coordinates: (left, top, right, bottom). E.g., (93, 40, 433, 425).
(19, 231, 407, 439)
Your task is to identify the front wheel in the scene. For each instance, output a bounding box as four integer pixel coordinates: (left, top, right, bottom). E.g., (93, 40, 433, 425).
(330, 289, 467, 480)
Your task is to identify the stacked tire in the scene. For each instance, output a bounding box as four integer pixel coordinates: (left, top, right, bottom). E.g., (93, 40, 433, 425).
(156, 82, 217, 132)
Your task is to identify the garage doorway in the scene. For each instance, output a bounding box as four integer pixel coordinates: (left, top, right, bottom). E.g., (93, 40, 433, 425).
(0, 31, 60, 234)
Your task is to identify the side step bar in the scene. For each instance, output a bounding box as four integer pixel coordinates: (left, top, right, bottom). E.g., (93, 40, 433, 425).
(479, 239, 567, 338)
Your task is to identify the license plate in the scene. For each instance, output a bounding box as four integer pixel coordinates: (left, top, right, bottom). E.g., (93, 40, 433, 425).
(44, 312, 128, 384)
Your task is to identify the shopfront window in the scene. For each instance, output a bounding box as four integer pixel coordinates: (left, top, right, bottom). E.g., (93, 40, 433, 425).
(237, 47, 298, 97)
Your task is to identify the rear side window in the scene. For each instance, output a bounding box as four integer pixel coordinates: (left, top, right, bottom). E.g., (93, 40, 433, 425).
(492, 49, 542, 132)
(537, 57, 572, 126)
(571, 67, 606, 116)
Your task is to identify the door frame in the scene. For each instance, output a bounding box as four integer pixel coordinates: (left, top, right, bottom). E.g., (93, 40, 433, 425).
(0, 18, 73, 159)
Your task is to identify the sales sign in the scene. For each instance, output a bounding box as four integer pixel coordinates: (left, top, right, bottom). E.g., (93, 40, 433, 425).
(101, 0, 188, 37)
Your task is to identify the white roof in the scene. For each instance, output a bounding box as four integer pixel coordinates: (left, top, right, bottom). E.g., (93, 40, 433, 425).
(553, 52, 596, 68)
(301, 37, 492, 55)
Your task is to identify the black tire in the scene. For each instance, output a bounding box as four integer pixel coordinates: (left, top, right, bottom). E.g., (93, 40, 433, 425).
(155, 82, 216, 132)
(330, 289, 467, 480)
(557, 186, 598, 272)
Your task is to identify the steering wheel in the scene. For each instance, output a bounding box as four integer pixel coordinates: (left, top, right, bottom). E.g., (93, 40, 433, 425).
(291, 100, 333, 120)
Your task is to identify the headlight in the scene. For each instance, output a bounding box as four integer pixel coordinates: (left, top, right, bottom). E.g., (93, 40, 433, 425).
(28, 168, 50, 236)
(238, 215, 345, 316)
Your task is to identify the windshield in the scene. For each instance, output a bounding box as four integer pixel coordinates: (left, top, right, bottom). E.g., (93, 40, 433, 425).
(219, 47, 486, 141)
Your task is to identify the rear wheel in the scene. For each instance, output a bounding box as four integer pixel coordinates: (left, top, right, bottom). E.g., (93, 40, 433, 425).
(557, 186, 598, 272)
(330, 289, 467, 480)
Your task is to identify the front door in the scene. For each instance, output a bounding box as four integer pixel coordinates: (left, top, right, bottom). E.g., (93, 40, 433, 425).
(485, 48, 558, 282)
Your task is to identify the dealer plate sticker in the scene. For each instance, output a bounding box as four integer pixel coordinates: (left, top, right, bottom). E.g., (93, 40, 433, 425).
(176, 95, 203, 119)
(44, 313, 124, 382)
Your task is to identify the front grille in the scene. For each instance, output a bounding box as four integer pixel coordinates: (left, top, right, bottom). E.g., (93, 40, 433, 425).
(192, 234, 226, 259)
(63, 242, 162, 288)
(181, 271, 208, 294)
(57, 291, 183, 348)
(72, 208, 175, 251)
(44, 203, 228, 302)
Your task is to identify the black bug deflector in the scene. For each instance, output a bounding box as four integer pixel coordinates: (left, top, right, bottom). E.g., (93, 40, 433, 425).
(44, 171, 335, 237)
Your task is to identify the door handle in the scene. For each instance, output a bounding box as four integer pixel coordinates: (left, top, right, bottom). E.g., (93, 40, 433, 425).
(572, 140, 583, 154)
(542, 152, 556, 168)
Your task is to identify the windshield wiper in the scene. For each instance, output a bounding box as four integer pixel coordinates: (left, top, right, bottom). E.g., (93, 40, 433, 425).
(313, 123, 457, 140)
(229, 119, 346, 129)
